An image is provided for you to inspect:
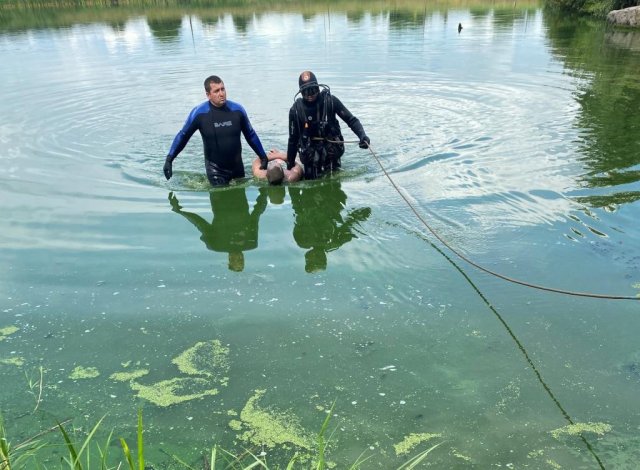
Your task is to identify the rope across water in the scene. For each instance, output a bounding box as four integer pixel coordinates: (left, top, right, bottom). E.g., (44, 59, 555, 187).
(321, 137, 639, 301)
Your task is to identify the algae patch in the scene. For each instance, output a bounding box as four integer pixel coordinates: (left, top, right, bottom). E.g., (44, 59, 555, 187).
(230, 389, 312, 450)
(394, 432, 442, 456)
(70, 366, 100, 379)
(131, 377, 218, 407)
(550, 422, 612, 439)
(110, 369, 149, 382)
(129, 339, 230, 407)
(0, 357, 25, 366)
(0, 326, 19, 341)
(172, 340, 230, 380)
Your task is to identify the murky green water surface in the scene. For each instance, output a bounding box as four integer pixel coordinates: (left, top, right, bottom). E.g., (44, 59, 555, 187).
(1, 1, 640, 467)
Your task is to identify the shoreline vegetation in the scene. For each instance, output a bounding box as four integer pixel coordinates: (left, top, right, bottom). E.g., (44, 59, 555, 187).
(0, 0, 543, 33)
(0, 0, 637, 30)
(1, 408, 443, 469)
(545, 0, 638, 17)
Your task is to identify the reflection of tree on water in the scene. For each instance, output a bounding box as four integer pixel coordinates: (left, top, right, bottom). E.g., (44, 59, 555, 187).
(169, 187, 267, 272)
(231, 13, 252, 33)
(147, 17, 182, 41)
(545, 13, 640, 208)
(289, 180, 371, 273)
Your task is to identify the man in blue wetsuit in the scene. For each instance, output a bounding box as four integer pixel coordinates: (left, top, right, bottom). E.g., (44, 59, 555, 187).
(164, 75, 269, 186)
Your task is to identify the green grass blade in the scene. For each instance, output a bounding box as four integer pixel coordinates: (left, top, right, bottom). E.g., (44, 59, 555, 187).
(119, 438, 135, 470)
(396, 442, 443, 470)
(236, 448, 269, 469)
(209, 445, 217, 470)
(167, 451, 196, 469)
(136, 409, 144, 470)
(57, 421, 81, 470)
(0, 437, 11, 470)
(315, 400, 336, 470)
(72, 415, 106, 469)
(97, 429, 114, 470)
(347, 450, 373, 469)
(285, 452, 300, 470)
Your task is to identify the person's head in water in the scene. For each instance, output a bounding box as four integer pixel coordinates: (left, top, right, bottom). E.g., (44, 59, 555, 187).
(299, 70, 319, 103)
(267, 165, 285, 185)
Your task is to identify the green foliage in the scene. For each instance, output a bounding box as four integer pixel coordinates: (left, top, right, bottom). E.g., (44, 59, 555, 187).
(118, 409, 144, 470)
(0, 413, 48, 470)
(545, 0, 639, 17)
(57, 415, 106, 470)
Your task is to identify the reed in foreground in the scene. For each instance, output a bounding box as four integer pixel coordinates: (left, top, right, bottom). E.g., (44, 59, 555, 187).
(1, 408, 443, 469)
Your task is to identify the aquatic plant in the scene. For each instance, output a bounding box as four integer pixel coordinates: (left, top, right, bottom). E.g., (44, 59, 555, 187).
(25, 366, 43, 414)
(0, 326, 19, 342)
(57, 415, 109, 469)
(394, 432, 442, 456)
(119, 409, 144, 470)
(0, 416, 67, 470)
(172, 340, 230, 379)
(230, 389, 313, 451)
(109, 369, 149, 382)
(130, 377, 219, 407)
(1, 406, 443, 469)
(69, 366, 100, 380)
(127, 339, 230, 407)
(550, 421, 612, 439)
(0, 358, 24, 367)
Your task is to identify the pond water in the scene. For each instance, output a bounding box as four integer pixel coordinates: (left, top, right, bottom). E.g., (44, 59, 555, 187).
(1, 1, 640, 467)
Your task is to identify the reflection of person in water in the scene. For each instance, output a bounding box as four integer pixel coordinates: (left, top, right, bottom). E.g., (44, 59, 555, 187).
(168, 187, 267, 272)
(289, 179, 371, 272)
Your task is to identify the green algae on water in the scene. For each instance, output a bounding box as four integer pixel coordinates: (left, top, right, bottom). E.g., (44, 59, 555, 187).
(172, 340, 230, 379)
(230, 389, 313, 450)
(69, 366, 100, 379)
(550, 422, 612, 439)
(127, 339, 230, 407)
(0, 357, 25, 366)
(394, 432, 442, 456)
(131, 377, 218, 407)
(0, 326, 19, 341)
(110, 369, 150, 382)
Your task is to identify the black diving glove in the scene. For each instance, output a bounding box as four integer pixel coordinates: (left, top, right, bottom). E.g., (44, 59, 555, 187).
(163, 155, 174, 180)
(259, 156, 268, 170)
(359, 135, 370, 149)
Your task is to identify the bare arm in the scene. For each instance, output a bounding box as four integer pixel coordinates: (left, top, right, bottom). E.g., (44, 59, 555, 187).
(252, 158, 268, 179)
(284, 161, 303, 182)
(267, 149, 287, 161)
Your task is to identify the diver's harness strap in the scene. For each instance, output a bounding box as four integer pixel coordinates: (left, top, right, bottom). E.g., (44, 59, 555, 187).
(293, 85, 344, 173)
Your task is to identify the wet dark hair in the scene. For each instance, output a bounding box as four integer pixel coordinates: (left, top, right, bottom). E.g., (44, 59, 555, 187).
(204, 75, 223, 93)
(267, 165, 285, 185)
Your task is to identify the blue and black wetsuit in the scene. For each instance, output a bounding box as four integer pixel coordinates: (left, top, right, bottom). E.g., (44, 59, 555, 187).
(168, 100, 267, 186)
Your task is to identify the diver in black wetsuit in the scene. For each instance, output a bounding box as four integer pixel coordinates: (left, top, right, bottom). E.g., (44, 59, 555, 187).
(164, 75, 269, 186)
(287, 71, 370, 180)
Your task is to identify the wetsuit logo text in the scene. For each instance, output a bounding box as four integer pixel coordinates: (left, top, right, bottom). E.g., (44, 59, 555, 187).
(214, 120, 233, 128)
